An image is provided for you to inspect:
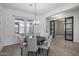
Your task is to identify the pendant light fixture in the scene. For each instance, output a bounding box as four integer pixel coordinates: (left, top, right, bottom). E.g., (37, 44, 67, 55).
(32, 3, 39, 25)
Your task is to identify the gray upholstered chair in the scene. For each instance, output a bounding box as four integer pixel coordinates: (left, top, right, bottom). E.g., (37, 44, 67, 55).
(27, 36, 38, 56)
(38, 35, 52, 56)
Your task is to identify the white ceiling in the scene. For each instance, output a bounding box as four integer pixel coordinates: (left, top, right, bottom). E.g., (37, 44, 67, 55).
(1, 3, 79, 15)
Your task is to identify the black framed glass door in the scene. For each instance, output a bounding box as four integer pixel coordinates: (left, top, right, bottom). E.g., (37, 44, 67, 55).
(50, 21, 55, 38)
(65, 16, 73, 41)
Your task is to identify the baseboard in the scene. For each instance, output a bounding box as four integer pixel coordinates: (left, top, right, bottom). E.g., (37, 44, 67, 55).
(3, 42, 19, 47)
(0, 43, 3, 52)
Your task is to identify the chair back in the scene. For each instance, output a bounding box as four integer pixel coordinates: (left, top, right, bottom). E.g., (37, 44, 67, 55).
(47, 35, 52, 47)
(16, 34, 24, 47)
(27, 37, 38, 51)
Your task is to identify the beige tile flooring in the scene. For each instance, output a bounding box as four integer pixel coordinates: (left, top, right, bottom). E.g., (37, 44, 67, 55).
(0, 35, 79, 56)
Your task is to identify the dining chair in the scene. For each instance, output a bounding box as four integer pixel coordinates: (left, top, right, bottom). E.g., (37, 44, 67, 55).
(16, 34, 26, 56)
(27, 36, 38, 56)
(38, 35, 52, 56)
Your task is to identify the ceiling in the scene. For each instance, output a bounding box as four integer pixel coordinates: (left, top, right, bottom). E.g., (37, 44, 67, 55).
(1, 3, 79, 15)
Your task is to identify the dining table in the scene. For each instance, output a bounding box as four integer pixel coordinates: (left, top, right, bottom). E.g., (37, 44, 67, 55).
(24, 35, 46, 45)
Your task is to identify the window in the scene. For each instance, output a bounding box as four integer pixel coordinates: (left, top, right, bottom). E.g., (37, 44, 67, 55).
(15, 22, 19, 34)
(26, 20, 34, 34)
(15, 19, 24, 34)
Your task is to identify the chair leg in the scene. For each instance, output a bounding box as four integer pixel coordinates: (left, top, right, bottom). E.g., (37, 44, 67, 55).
(36, 52, 37, 56)
(47, 48, 50, 56)
(38, 48, 43, 54)
(38, 48, 40, 54)
(47, 49, 48, 56)
(42, 48, 43, 51)
(28, 52, 29, 56)
(21, 47, 23, 56)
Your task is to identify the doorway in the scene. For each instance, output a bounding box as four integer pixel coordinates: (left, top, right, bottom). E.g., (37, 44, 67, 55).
(50, 16, 73, 41)
(55, 19, 65, 39)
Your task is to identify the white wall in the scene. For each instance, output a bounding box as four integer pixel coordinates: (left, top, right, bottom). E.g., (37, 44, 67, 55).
(46, 18, 50, 36)
(55, 21, 59, 35)
(0, 4, 3, 51)
(55, 21, 64, 35)
(2, 6, 35, 46)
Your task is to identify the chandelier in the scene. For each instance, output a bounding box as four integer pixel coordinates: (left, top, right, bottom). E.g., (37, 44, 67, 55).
(32, 3, 39, 25)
